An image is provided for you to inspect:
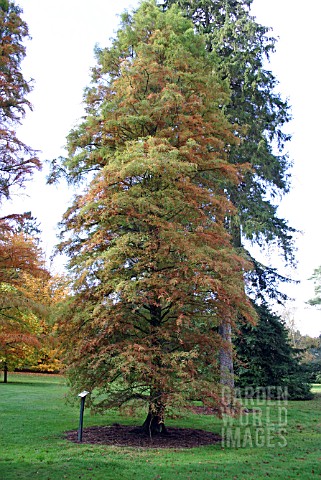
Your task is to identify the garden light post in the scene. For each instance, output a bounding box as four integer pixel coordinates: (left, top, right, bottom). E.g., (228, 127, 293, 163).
(78, 391, 89, 442)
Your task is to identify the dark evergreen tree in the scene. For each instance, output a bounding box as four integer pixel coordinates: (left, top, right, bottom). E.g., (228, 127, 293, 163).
(162, 0, 294, 292)
(162, 0, 295, 387)
(234, 303, 312, 400)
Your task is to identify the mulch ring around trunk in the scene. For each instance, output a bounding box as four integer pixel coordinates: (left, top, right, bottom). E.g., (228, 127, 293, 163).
(65, 423, 221, 449)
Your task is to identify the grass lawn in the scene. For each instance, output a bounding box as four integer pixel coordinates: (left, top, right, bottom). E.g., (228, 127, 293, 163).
(1, 373, 321, 479)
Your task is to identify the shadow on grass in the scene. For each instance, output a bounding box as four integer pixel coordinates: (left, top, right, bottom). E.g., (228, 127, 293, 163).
(1, 381, 65, 387)
(0, 374, 66, 387)
(0, 382, 67, 390)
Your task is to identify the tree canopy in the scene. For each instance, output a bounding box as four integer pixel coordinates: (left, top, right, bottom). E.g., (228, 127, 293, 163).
(0, 228, 49, 380)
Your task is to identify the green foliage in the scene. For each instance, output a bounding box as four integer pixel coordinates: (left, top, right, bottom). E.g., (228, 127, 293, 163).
(162, 0, 297, 401)
(235, 303, 312, 400)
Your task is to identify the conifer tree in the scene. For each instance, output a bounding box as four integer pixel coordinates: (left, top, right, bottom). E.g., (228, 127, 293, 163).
(0, 1, 45, 381)
(161, 2, 292, 258)
(55, 1, 255, 435)
(162, 0, 294, 385)
(161, 0, 294, 292)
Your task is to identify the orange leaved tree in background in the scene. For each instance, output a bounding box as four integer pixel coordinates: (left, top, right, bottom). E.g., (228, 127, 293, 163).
(0, 229, 45, 381)
(0, 227, 69, 380)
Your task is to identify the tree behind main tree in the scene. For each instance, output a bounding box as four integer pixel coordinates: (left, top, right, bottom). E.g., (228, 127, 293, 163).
(162, 0, 294, 386)
(161, 1, 293, 268)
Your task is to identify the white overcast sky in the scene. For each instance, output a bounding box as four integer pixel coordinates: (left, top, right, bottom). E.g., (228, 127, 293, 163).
(4, 0, 321, 336)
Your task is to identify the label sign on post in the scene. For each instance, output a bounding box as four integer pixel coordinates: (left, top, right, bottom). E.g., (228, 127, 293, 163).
(77, 391, 89, 442)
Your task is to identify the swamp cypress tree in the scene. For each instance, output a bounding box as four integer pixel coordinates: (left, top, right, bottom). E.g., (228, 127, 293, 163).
(54, 2, 255, 435)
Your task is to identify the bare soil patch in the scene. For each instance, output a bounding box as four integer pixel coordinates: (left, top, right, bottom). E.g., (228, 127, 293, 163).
(65, 423, 221, 449)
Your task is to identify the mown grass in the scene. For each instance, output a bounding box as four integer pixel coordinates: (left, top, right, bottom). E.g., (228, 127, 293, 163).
(1, 373, 321, 479)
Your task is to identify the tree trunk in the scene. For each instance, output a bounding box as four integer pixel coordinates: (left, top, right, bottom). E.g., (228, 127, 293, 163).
(219, 216, 241, 388)
(219, 321, 234, 389)
(142, 304, 168, 436)
(142, 390, 167, 436)
(3, 362, 8, 383)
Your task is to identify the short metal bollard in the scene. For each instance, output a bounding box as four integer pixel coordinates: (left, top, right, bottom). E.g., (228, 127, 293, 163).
(77, 391, 89, 442)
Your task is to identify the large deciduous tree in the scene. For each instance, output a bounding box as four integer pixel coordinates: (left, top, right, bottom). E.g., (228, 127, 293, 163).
(0, 216, 68, 380)
(55, 2, 255, 435)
